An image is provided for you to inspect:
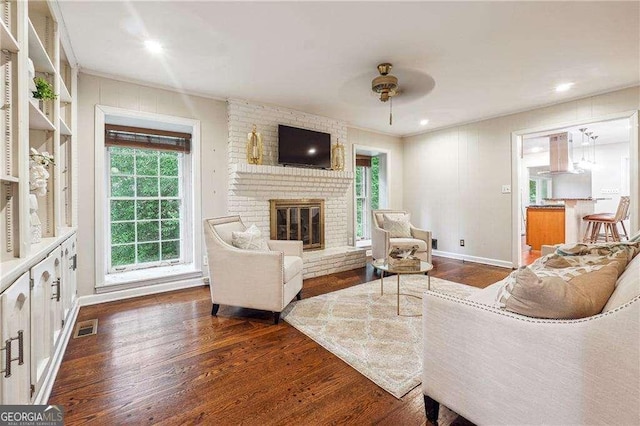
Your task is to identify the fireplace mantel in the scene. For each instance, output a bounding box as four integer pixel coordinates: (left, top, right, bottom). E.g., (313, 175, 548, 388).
(229, 163, 353, 197)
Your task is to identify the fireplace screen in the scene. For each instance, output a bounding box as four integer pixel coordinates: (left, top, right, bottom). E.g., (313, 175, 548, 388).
(270, 199, 324, 250)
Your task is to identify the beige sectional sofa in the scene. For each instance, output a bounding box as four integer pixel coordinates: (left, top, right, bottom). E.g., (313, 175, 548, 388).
(422, 242, 640, 425)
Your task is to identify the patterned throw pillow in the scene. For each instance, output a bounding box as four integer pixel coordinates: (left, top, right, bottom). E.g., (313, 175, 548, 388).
(382, 214, 412, 238)
(231, 224, 269, 251)
(497, 264, 618, 319)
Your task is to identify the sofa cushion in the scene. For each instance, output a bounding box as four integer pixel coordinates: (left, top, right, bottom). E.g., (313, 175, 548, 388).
(603, 253, 640, 312)
(283, 255, 303, 283)
(383, 214, 411, 238)
(231, 224, 269, 251)
(498, 264, 618, 319)
(389, 237, 428, 253)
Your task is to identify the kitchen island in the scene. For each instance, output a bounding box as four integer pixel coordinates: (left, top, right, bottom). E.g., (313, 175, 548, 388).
(526, 205, 565, 250)
(544, 198, 609, 244)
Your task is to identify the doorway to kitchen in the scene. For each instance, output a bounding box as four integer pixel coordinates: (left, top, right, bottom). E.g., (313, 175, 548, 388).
(511, 112, 638, 267)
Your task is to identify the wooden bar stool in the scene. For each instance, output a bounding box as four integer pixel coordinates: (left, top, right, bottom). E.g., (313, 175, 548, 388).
(582, 196, 630, 243)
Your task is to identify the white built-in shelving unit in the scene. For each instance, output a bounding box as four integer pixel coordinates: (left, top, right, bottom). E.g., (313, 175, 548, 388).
(1, 0, 78, 405)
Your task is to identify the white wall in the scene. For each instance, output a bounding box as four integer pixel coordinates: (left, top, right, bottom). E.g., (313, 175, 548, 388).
(76, 73, 228, 296)
(346, 128, 403, 239)
(403, 86, 640, 265)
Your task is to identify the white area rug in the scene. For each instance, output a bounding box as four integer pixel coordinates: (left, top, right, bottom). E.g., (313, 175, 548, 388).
(281, 275, 479, 399)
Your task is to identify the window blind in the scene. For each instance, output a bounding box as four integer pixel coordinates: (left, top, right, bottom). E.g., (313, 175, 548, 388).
(105, 124, 191, 153)
(356, 155, 372, 168)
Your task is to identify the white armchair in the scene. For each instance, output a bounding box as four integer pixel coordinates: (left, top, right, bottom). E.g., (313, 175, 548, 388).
(371, 209, 432, 263)
(203, 216, 304, 324)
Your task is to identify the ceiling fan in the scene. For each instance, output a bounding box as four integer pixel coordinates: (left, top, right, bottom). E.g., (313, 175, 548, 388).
(370, 62, 436, 126)
(372, 63, 398, 125)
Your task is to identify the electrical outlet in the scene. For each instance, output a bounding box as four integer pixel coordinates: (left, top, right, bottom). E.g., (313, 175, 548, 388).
(203, 255, 208, 266)
(460, 239, 465, 247)
(501, 185, 511, 194)
(601, 188, 620, 194)
(432, 239, 438, 250)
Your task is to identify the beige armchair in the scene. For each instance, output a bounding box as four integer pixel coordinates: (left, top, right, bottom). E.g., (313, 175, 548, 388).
(203, 216, 304, 324)
(371, 209, 432, 264)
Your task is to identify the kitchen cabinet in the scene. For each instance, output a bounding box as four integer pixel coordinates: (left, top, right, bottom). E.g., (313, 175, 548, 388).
(0, 272, 31, 404)
(526, 207, 566, 250)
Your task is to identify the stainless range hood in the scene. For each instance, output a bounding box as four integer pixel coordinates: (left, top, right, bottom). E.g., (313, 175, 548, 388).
(538, 132, 583, 175)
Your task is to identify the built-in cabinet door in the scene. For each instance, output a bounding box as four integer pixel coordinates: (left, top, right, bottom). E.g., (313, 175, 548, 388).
(61, 235, 77, 319)
(30, 249, 60, 398)
(49, 249, 63, 348)
(0, 272, 31, 404)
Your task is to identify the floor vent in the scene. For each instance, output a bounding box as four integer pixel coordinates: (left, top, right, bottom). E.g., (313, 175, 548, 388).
(73, 319, 98, 338)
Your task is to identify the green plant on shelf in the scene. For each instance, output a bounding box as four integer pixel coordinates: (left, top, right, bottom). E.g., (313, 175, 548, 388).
(32, 77, 58, 100)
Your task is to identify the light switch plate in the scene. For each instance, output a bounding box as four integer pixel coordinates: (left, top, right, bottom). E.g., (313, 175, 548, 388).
(501, 185, 511, 194)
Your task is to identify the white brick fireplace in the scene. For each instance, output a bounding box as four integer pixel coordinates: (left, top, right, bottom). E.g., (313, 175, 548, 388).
(227, 99, 366, 278)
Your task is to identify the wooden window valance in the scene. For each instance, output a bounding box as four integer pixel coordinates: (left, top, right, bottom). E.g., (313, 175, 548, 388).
(356, 155, 372, 168)
(105, 124, 191, 153)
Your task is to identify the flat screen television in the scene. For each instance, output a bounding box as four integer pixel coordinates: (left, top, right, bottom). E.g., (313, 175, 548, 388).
(278, 125, 331, 169)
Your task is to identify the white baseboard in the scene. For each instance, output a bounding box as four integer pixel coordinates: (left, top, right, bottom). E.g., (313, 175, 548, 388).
(35, 301, 80, 404)
(433, 250, 515, 269)
(78, 277, 206, 307)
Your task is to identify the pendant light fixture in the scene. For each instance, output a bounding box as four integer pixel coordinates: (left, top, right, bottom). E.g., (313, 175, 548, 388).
(591, 134, 598, 166)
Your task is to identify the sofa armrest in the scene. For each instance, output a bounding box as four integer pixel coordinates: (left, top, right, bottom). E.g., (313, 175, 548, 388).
(422, 292, 640, 425)
(268, 240, 303, 257)
(371, 225, 389, 261)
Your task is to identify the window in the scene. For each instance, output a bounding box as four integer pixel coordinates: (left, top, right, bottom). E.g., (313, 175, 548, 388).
(104, 123, 192, 274)
(108, 147, 185, 272)
(95, 106, 201, 289)
(355, 156, 379, 240)
(529, 177, 551, 205)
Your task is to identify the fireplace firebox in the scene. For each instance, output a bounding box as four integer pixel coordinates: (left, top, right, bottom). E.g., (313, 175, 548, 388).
(270, 199, 324, 250)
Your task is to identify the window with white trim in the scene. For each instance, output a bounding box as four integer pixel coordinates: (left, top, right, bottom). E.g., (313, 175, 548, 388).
(355, 155, 379, 241)
(106, 126, 191, 273)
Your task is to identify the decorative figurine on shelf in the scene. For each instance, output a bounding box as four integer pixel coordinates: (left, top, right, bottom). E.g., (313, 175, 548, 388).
(29, 147, 54, 196)
(246, 124, 263, 165)
(28, 148, 54, 244)
(29, 194, 42, 244)
(331, 138, 345, 171)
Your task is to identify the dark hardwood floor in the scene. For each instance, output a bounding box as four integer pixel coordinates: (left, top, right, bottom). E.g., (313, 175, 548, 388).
(49, 257, 510, 425)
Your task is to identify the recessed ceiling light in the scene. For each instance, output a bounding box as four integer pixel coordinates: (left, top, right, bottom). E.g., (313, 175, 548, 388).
(144, 40, 163, 53)
(420, 119, 429, 126)
(531, 147, 542, 153)
(555, 82, 574, 92)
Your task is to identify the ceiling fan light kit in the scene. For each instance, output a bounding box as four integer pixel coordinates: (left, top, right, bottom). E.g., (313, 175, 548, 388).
(372, 62, 399, 125)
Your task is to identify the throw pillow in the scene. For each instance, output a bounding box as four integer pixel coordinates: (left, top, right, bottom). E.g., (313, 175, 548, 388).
(544, 251, 628, 277)
(499, 264, 618, 319)
(383, 214, 411, 238)
(231, 224, 269, 251)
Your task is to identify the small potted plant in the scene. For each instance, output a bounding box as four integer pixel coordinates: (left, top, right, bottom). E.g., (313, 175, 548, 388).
(32, 77, 57, 110)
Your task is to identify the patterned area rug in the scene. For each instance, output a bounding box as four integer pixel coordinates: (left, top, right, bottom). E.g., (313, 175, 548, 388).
(281, 275, 479, 399)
